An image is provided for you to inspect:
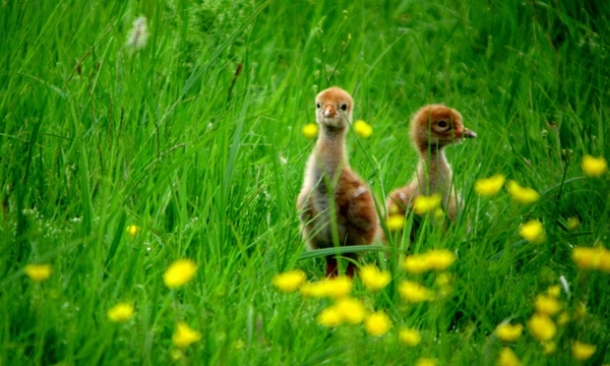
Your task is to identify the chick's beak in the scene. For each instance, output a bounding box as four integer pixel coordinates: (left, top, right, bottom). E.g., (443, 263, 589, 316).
(462, 128, 477, 138)
(323, 105, 336, 118)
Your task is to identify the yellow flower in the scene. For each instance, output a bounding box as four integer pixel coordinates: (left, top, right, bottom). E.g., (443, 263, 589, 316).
(170, 349, 183, 361)
(163, 259, 197, 288)
(572, 341, 596, 361)
(300, 281, 329, 298)
(126, 225, 141, 236)
(353, 120, 373, 138)
(415, 358, 437, 366)
(386, 214, 405, 231)
(528, 313, 556, 342)
(518, 219, 546, 244)
(546, 285, 561, 297)
(542, 341, 557, 355)
(272, 270, 306, 292)
(433, 208, 445, 220)
(435, 272, 453, 296)
(557, 312, 570, 326)
(232, 339, 245, 350)
(402, 255, 431, 274)
(581, 154, 607, 177)
(575, 302, 587, 319)
(498, 347, 522, 366)
(402, 250, 455, 273)
(412, 194, 442, 215)
(335, 297, 366, 324)
(495, 323, 523, 342)
(364, 311, 392, 336)
(566, 217, 580, 231)
(301, 277, 353, 298)
(323, 276, 353, 298)
(24, 264, 52, 282)
(534, 294, 562, 316)
(427, 249, 456, 271)
(599, 247, 610, 273)
(317, 306, 342, 327)
(172, 322, 201, 349)
(506, 180, 540, 204)
(474, 174, 506, 197)
(301, 123, 318, 139)
(572, 246, 604, 270)
(398, 280, 433, 303)
(398, 327, 421, 346)
(435, 272, 452, 287)
(107, 303, 135, 323)
(360, 265, 391, 291)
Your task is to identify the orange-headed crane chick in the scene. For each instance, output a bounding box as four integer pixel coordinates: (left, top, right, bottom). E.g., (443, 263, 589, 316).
(297, 87, 379, 278)
(386, 104, 476, 233)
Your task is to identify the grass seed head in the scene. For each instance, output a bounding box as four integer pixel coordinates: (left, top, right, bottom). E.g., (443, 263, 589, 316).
(126, 16, 149, 51)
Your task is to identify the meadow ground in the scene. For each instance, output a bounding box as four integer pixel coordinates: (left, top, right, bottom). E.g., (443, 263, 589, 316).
(1, 0, 609, 364)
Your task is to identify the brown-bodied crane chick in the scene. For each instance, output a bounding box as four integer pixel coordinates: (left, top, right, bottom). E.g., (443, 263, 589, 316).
(387, 104, 476, 231)
(297, 87, 379, 278)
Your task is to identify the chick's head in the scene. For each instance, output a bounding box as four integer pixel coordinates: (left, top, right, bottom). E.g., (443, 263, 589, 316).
(410, 104, 476, 152)
(315, 87, 353, 131)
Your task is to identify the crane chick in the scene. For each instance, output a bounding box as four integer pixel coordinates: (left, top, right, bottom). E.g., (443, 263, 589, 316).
(297, 87, 379, 277)
(386, 104, 476, 236)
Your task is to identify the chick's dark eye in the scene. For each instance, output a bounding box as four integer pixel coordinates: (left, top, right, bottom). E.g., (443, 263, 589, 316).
(340, 104, 348, 111)
(316, 102, 321, 109)
(437, 120, 449, 128)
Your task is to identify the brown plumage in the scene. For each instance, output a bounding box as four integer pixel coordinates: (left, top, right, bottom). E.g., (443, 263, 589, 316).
(297, 87, 379, 277)
(386, 104, 476, 235)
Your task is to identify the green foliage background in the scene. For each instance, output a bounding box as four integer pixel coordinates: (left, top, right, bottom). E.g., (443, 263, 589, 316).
(1, 0, 609, 364)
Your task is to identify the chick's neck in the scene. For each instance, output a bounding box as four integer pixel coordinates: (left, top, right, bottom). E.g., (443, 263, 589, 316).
(415, 146, 452, 196)
(315, 126, 347, 178)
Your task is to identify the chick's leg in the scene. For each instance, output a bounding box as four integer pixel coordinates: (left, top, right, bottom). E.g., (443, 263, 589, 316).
(325, 256, 338, 278)
(346, 262, 356, 278)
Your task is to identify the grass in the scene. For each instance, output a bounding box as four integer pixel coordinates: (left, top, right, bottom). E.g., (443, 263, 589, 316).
(1, 0, 609, 364)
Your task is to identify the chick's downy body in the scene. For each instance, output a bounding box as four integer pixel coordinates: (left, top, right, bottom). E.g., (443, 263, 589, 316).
(297, 87, 378, 277)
